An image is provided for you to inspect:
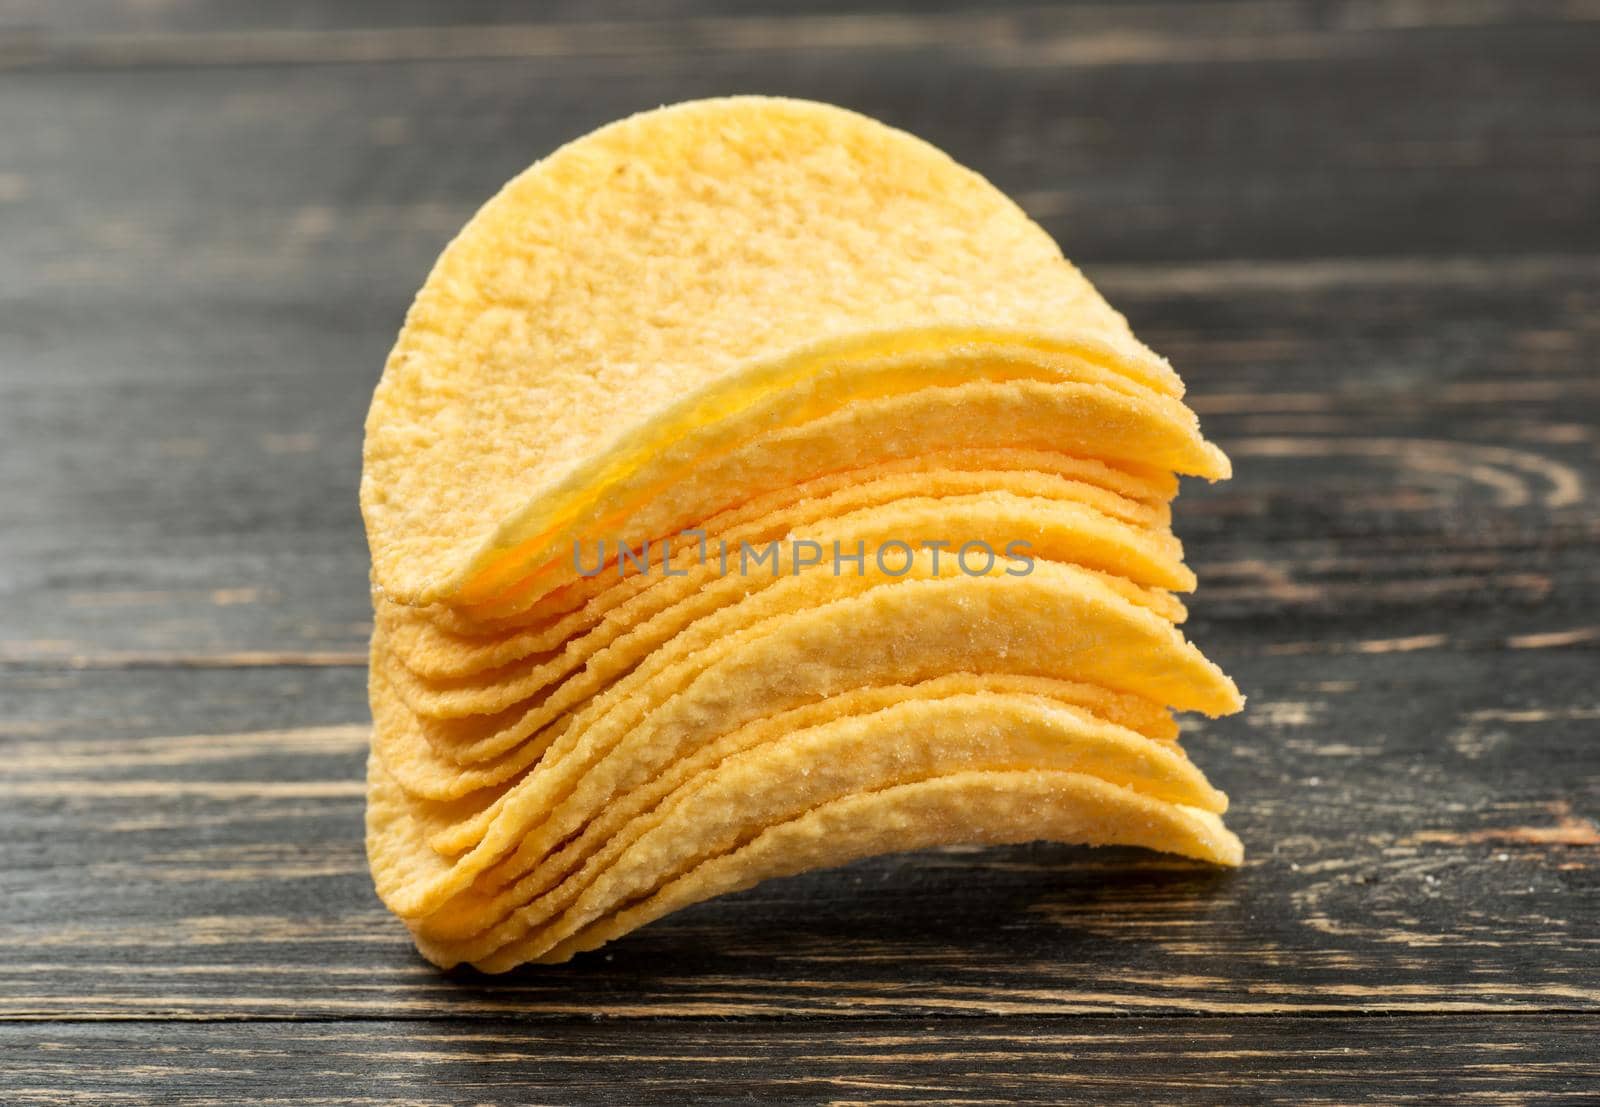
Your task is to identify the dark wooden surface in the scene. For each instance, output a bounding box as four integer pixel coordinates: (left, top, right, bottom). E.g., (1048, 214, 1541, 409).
(2, 2, 1598, 1102)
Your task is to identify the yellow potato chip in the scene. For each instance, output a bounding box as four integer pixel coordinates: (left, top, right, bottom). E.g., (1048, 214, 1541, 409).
(368, 562, 1184, 807)
(375, 507, 1189, 795)
(386, 448, 1177, 651)
(408, 671, 1177, 939)
(374, 552, 961, 790)
(412, 692, 1219, 964)
(363, 97, 1191, 606)
(390, 492, 1191, 721)
(366, 561, 1239, 920)
(381, 455, 1175, 679)
(447, 351, 1219, 608)
(392, 622, 1189, 866)
(383, 477, 1181, 688)
(465, 770, 1241, 969)
(434, 375, 1222, 620)
(368, 537, 1190, 808)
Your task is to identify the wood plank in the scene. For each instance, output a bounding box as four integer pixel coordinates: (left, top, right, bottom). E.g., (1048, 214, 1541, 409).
(2, 1016, 1596, 1104)
(1, 649, 1594, 1020)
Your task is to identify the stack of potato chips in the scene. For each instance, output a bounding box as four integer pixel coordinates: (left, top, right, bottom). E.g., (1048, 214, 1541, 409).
(360, 98, 1243, 970)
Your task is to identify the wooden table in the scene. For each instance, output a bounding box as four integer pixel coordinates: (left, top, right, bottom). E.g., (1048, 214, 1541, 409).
(3, 2, 1597, 1102)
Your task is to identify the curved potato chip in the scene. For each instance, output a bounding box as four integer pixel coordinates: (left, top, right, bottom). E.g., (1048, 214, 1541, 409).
(461, 770, 1241, 969)
(406, 666, 1181, 867)
(366, 562, 1239, 919)
(382, 457, 1174, 679)
(411, 689, 1203, 956)
(390, 492, 1191, 721)
(385, 448, 1177, 653)
(371, 573, 1180, 805)
(407, 378, 1221, 643)
(412, 672, 1178, 938)
(375, 514, 1188, 797)
(376, 549, 972, 788)
(364, 97, 1193, 605)
(382, 555, 1220, 837)
(369, 547, 1187, 803)
(452, 374, 1223, 614)
(449, 349, 1218, 609)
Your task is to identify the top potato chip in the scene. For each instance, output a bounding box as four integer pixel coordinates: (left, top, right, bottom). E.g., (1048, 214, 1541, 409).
(362, 96, 1192, 605)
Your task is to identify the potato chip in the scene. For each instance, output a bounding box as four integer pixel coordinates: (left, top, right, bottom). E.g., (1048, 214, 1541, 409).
(374, 470, 1177, 687)
(411, 692, 1219, 964)
(372, 552, 1194, 818)
(433, 373, 1223, 621)
(370, 555, 1189, 808)
(390, 491, 1191, 721)
(411, 683, 1188, 945)
(363, 98, 1192, 607)
(367, 561, 1238, 920)
(381, 453, 1175, 680)
(374, 500, 1191, 790)
(403, 675, 1177, 940)
(447, 355, 1221, 609)
(384, 448, 1177, 653)
(409, 672, 1178, 940)
(368, 557, 1186, 813)
(468, 770, 1240, 970)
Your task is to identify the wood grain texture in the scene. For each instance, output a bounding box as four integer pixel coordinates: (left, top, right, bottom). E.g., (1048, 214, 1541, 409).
(0, 0, 1596, 1101)
(3, 1018, 1597, 1104)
